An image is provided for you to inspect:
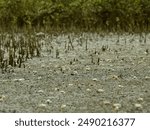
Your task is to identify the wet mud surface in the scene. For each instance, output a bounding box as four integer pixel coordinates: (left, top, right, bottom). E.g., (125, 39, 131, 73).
(0, 33, 150, 113)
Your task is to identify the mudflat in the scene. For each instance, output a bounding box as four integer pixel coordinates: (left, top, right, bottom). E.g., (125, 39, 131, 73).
(0, 33, 150, 113)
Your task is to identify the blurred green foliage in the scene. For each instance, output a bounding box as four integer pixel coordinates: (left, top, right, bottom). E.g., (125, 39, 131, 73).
(0, 0, 150, 32)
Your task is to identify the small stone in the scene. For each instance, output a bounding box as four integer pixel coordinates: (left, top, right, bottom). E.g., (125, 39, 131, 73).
(134, 104, 143, 110)
(41, 64, 45, 68)
(113, 103, 121, 109)
(93, 78, 98, 81)
(61, 104, 67, 109)
(0, 95, 6, 102)
(144, 51, 148, 55)
(61, 66, 66, 71)
(137, 98, 144, 102)
(97, 89, 105, 93)
(106, 59, 111, 62)
(37, 76, 42, 80)
(133, 76, 137, 79)
(33, 71, 37, 74)
(85, 66, 91, 71)
(118, 85, 124, 88)
(37, 90, 44, 93)
(112, 75, 119, 80)
(38, 104, 47, 109)
(56, 71, 60, 74)
(54, 65, 59, 68)
(73, 71, 78, 75)
(86, 88, 91, 92)
(60, 91, 66, 94)
(46, 99, 52, 104)
(145, 76, 150, 80)
(13, 78, 25, 82)
(68, 84, 73, 87)
(114, 106, 120, 111)
(54, 88, 59, 91)
(103, 100, 111, 105)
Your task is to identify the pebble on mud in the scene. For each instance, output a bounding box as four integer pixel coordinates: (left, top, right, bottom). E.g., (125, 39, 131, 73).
(41, 64, 46, 68)
(0, 95, 6, 102)
(85, 66, 91, 71)
(132, 76, 138, 79)
(137, 98, 144, 102)
(61, 66, 66, 72)
(61, 104, 67, 109)
(113, 103, 122, 110)
(13, 78, 25, 82)
(145, 76, 150, 80)
(60, 91, 66, 94)
(38, 104, 47, 109)
(71, 71, 78, 75)
(68, 84, 73, 87)
(54, 88, 59, 91)
(86, 88, 91, 92)
(134, 104, 143, 110)
(103, 100, 111, 105)
(118, 85, 124, 88)
(92, 78, 98, 81)
(37, 76, 42, 80)
(37, 90, 44, 93)
(46, 99, 52, 104)
(33, 71, 37, 75)
(112, 75, 119, 80)
(97, 89, 105, 93)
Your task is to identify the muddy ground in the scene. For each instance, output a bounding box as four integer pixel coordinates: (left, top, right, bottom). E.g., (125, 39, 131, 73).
(0, 33, 150, 113)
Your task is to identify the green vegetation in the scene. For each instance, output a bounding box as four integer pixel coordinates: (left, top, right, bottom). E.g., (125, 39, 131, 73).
(0, 0, 150, 32)
(0, 33, 42, 73)
(0, 0, 150, 72)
